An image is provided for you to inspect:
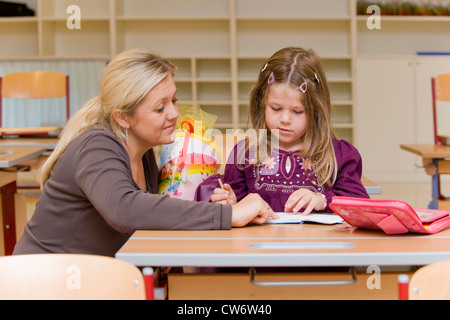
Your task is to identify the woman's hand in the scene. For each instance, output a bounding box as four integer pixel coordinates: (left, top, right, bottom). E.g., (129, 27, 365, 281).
(231, 193, 278, 227)
(285, 188, 327, 216)
(211, 183, 237, 205)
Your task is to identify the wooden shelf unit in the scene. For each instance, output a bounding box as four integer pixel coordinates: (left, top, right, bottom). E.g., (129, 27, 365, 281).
(2, 0, 450, 145)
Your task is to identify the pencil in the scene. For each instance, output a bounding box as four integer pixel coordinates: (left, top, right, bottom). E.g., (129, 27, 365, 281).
(218, 178, 225, 189)
(218, 178, 232, 205)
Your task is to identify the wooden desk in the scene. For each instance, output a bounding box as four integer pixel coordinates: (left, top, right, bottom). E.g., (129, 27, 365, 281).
(116, 224, 450, 299)
(0, 137, 58, 151)
(401, 144, 450, 209)
(0, 147, 46, 168)
(362, 176, 381, 195)
(117, 224, 450, 267)
(0, 147, 46, 255)
(400, 144, 450, 159)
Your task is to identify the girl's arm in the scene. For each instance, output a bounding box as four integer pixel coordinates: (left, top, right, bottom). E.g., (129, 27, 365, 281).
(223, 142, 250, 202)
(322, 140, 370, 211)
(285, 140, 368, 215)
(285, 188, 327, 215)
(211, 181, 238, 205)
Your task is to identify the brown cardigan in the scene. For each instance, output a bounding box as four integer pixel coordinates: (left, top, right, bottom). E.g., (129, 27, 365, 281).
(13, 126, 232, 257)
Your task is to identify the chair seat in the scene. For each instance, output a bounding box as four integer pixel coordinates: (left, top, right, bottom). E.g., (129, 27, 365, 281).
(0, 254, 147, 300)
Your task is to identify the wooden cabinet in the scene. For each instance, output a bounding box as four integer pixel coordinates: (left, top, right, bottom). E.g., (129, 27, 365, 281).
(356, 57, 450, 181)
(356, 58, 417, 180)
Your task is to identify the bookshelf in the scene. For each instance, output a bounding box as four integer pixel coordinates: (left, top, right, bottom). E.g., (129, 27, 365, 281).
(1, 0, 450, 147)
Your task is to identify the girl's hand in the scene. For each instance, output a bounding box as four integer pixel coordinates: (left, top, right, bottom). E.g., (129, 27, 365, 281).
(285, 188, 327, 216)
(211, 183, 237, 205)
(231, 193, 278, 227)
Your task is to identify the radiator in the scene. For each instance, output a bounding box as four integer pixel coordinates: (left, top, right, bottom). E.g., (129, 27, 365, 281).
(0, 60, 107, 128)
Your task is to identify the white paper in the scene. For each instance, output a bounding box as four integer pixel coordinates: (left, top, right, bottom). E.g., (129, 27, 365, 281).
(266, 212, 343, 225)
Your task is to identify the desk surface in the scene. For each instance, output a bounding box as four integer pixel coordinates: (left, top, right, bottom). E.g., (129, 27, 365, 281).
(400, 144, 450, 158)
(361, 176, 380, 195)
(0, 147, 46, 168)
(0, 138, 58, 150)
(116, 224, 450, 267)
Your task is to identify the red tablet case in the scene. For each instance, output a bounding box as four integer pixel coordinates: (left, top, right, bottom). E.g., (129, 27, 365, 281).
(329, 196, 450, 234)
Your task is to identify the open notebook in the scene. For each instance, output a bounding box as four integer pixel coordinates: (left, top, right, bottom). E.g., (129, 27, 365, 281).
(329, 196, 450, 234)
(266, 212, 343, 225)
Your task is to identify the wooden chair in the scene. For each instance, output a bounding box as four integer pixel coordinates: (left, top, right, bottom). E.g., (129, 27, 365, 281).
(0, 254, 149, 300)
(430, 74, 450, 203)
(0, 71, 70, 137)
(408, 260, 450, 300)
(432, 73, 450, 145)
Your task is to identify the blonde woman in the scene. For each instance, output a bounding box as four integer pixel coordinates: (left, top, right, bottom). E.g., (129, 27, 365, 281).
(13, 48, 275, 257)
(211, 47, 369, 215)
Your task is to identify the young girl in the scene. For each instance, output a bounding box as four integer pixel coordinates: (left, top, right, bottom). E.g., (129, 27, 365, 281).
(210, 47, 370, 215)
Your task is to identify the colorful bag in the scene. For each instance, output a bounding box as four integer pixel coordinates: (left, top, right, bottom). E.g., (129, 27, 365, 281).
(158, 106, 221, 200)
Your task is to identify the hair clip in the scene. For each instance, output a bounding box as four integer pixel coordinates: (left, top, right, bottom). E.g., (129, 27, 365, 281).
(261, 63, 268, 73)
(315, 73, 320, 83)
(299, 81, 307, 94)
(268, 72, 275, 85)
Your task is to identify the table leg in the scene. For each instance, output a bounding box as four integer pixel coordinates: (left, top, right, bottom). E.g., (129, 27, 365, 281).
(1, 181, 17, 255)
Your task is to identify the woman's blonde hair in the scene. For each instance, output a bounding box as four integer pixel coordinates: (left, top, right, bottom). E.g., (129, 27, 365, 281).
(38, 48, 176, 187)
(249, 47, 337, 186)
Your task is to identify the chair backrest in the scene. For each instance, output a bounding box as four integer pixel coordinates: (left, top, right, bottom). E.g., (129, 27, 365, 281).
(435, 73, 450, 101)
(0, 254, 146, 300)
(432, 73, 450, 144)
(0, 71, 70, 128)
(1, 71, 67, 99)
(409, 260, 450, 300)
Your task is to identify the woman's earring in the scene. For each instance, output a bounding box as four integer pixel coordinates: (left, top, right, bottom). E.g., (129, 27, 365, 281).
(126, 128, 129, 147)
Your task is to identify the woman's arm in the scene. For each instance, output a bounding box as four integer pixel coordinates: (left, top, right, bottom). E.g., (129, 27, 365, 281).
(74, 133, 232, 234)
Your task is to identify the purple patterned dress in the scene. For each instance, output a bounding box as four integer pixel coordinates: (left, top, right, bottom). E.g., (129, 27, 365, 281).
(196, 138, 370, 212)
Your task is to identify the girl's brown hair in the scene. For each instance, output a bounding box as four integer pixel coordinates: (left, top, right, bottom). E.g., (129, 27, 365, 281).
(249, 47, 337, 186)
